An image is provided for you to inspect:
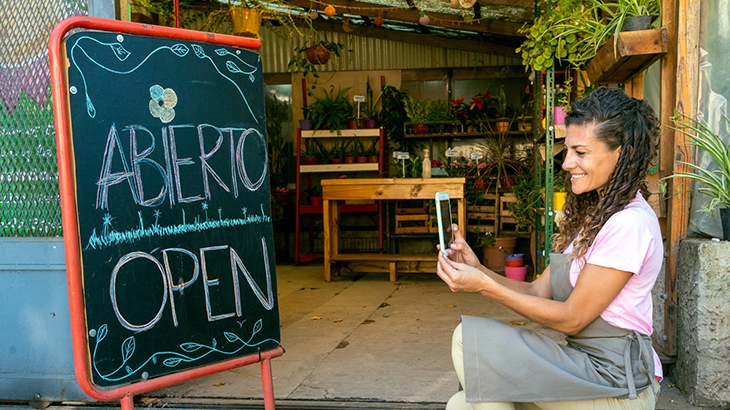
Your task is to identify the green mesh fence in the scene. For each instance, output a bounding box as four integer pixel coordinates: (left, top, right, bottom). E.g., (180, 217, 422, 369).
(0, 0, 88, 237)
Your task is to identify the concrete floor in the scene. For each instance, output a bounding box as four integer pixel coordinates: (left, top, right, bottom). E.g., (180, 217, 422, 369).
(144, 263, 710, 410)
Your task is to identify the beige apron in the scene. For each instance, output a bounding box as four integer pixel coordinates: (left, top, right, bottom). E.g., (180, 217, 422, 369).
(462, 253, 655, 403)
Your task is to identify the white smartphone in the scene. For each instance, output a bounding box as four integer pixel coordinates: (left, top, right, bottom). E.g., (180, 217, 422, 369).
(435, 191, 454, 255)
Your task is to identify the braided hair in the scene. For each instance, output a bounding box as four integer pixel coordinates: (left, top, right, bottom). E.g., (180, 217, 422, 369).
(552, 87, 659, 261)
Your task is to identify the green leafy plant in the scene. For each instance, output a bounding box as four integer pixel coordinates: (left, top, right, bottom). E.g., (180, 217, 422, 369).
(362, 78, 384, 120)
(403, 96, 430, 123)
(517, 0, 612, 72)
(378, 85, 409, 151)
(511, 177, 544, 233)
(305, 183, 322, 198)
(308, 86, 353, 134)
(518, 0, 663, 73)
(663, 113, 730, 213)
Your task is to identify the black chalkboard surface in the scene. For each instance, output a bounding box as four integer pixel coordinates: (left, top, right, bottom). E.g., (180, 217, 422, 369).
(64, 31, 279, 388)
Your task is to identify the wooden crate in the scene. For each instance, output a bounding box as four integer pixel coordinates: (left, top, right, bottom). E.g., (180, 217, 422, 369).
(467, 205, 496, 234)
(395, 213, 430, 234)
(428, 208, 459, 233)
(395, 199, 430, 215)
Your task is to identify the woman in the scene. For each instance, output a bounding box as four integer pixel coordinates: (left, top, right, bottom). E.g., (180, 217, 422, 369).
(437, 87, 663, 410)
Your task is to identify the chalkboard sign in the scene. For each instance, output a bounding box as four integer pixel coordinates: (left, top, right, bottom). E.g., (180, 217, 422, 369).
(64, 31, 279, 388)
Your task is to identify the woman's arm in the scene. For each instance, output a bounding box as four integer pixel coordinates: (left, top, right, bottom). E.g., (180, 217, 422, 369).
(437, 252, 632, 335)
(439, 224, 552, 298)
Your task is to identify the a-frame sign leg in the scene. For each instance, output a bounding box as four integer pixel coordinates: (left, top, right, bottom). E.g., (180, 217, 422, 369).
(261, 357, 276, 410)
(120, 394, 135, 410)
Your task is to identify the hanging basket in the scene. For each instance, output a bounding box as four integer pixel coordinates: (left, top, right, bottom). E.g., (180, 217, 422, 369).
(230, 7, 261, 37)
(305, 46, 331, 65)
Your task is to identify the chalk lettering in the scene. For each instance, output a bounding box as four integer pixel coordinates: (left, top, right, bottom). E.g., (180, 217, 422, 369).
(109, 239, 273, 332)
(95, 124, 268, 210)
(110, 251, 168, 332)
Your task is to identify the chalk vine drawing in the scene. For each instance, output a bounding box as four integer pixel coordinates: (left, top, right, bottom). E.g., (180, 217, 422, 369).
(68, 35, 259, 123)
(91, 318, 279, 383)
(86, 203, 270, 250)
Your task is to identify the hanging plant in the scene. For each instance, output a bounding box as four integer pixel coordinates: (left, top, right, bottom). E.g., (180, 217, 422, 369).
(288, 39, 344, 79)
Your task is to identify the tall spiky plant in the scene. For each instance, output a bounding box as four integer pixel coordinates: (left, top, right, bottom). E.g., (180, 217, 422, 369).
(666, 112, 730, 214)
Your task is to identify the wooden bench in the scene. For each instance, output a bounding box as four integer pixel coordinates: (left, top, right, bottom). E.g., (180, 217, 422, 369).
(329, 253, 438, 282)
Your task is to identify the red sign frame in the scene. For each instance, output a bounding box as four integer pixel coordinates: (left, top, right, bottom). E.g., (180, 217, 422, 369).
(48, 16, 284, 410)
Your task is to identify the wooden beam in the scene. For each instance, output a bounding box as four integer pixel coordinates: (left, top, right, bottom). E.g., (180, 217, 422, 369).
(285, 0, 530, 37)
(310, 18, 520, 56)
(585, 29, 668, 84)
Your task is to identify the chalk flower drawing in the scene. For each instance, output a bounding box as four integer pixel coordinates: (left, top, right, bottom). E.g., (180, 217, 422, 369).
(148, 85, 178, 123)
(69, 36, 260, 123)
(91, 318, 279, 382)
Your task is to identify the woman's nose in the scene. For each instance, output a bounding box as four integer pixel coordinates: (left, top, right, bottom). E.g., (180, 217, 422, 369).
(562, 152, 574, 170)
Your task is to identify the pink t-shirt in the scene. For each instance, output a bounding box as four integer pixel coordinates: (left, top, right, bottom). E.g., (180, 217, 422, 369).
(564, 191, 664, 380)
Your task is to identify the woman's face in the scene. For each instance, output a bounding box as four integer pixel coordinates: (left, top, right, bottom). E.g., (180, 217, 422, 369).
(562, 124, 621, 196)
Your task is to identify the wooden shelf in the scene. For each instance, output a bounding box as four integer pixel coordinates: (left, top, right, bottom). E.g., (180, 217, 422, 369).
(301, 128, 381, 138)
(585, 28, 668, 85)
(300, 163, 379, 173)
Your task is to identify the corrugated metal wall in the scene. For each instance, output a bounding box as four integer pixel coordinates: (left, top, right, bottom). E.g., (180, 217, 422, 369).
(257, 27, 521, 74)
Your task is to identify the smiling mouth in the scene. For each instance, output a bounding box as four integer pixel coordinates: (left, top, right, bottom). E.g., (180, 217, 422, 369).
(571, 174, 586, 180)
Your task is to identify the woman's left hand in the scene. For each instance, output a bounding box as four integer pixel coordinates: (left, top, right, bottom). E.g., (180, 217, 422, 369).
(437, 251, 494, 294)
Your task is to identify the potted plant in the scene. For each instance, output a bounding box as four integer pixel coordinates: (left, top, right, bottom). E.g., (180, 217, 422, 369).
(351, 139, 368, 163)
(300, 144, 320, 165)
(403, 96, 430, 134)
(365, 140, 379, 163)
(664, 113, 730, 240)
(288, 39, 344, 79)
(362, 79, 383, 129)
(300, 105, 313, 130)
(308, 86, 353, 134)
(305, 183, 322, 206)
(518, 0, 662, 73)
(378, 85, 409, 152)
(605, 0, 662, 33)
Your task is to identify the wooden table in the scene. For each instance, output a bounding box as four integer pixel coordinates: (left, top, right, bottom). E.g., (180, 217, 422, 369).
(321, 178, 466, 281)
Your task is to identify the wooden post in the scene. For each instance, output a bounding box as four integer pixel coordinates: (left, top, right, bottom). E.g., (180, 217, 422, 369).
(659, 0, 701, 358)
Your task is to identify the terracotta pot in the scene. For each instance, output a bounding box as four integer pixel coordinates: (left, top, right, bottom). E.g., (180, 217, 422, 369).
(412, 124, 428, 134)
(495, 121, 510, 133)
(331, 158, 343, 164)
(305, 46, 331, 64)
(301, 157, 319, 165)
(230, 7, 261, 37)
(356, 156, 368, 163)
(348, 119, 360, 129)
(309, 197, 323, 206)
(368, 155, 379, 163)
(344, 155, 356, 164)
(473, 178, 487, 189)
(482, 237, 517, 271)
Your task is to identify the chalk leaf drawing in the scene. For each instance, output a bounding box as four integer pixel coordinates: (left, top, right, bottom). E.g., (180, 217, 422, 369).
(92, 319, 279, 382)
(69, 36, 259, 122)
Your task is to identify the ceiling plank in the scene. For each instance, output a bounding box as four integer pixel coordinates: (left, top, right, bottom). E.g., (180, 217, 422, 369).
(310, 18, 520, 56)
(284, 0, 530, 37)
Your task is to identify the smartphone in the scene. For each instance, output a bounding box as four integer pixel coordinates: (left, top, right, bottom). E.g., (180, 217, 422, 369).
(435, 192, 454, 255)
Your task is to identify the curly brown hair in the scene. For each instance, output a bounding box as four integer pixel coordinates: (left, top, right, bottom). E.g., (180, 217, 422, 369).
(552, 87, 659, 261)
